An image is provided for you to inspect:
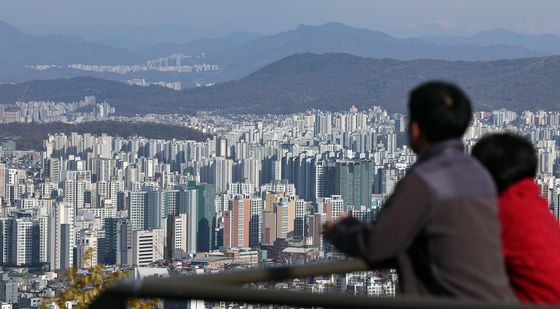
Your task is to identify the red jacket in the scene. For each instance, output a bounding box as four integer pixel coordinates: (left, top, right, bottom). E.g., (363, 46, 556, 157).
(499, 178, 560, 304)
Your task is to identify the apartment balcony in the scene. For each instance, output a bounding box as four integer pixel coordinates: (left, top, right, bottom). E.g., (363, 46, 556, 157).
(89, 259, 557, 309)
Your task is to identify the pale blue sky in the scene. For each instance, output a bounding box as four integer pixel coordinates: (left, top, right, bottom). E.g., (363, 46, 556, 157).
(2, 0, 560, 39)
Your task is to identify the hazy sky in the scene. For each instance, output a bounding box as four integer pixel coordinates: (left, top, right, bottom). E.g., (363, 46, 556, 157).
(3, 0, 560, 39)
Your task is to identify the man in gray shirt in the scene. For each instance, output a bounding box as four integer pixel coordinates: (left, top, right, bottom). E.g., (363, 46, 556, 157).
(324, 81, 516, 301)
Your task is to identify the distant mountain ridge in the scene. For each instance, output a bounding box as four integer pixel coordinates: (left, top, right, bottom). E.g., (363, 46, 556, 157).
(0, 20, 552, 85)
(175, 53, 560, 113)
(422, 29, 560, 54)
(1, 53, 559, 115)
(0, 21, 143, 65)
(139, 23, 546, 83)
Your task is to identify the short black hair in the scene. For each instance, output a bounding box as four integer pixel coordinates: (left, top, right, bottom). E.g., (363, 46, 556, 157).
(408, 81, 472, 142)
(471, 133, 538, 193)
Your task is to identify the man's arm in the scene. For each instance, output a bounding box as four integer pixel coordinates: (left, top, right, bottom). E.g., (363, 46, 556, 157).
(326, 173, 431, 265)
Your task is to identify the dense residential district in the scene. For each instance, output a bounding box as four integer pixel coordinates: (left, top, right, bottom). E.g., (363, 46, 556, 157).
(0, 105, 558, 308)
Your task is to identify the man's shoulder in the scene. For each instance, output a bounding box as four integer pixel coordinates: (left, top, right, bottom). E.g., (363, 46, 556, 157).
(409, 152, 496, 202)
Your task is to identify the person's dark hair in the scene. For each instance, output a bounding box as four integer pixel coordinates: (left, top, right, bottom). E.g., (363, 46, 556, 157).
(471, 133, 538, 193)
(408, 81, 472, 142)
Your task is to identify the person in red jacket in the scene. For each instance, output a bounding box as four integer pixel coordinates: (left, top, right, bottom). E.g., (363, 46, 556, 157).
(472, 133, 560, 304)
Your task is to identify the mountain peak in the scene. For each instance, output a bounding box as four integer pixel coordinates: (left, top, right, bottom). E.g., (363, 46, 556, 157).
(0, 20, 23, 39)
(297, 22, 371, 33)
(293, 22, 393, 40)
(316, 22, 353, 30)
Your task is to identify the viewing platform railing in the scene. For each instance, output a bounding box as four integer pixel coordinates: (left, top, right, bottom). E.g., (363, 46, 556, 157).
(89, 259, 558, 308)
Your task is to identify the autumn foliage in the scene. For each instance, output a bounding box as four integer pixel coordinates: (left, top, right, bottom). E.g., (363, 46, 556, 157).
(40, 248, 157, 309)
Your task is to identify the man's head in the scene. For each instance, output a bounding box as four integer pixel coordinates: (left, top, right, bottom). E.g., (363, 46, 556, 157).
(471, 133, 537, 193)
(408, 81, 473, 153)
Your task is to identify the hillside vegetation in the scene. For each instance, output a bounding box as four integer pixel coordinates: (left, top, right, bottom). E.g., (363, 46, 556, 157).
(0, 121, 209, 150)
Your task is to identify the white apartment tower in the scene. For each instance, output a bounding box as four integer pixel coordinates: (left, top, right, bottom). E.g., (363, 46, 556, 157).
(77, 229, 98, 269)
(49, 203, 75, 270)
(129, 191, 147, 231)
(9, 218, 34, 266)
(132, 229, 164, 267)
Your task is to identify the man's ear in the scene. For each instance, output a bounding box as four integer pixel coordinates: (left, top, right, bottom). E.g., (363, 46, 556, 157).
(410, 121, 421, 141)
(409, 121, 425, 154)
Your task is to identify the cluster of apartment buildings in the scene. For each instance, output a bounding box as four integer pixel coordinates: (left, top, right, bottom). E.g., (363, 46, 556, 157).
(0, 106, 557, 307)
(0, 96, 114, 124)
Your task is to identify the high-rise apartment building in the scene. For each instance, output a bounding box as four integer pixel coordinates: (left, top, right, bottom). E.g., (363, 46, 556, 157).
(166, 214, 189, 260)
(274, 198, 296, 240)
(129, 191, 147, 231)
(335, 160, 373, 209)
(187, 182, 216, 252)
(223, 197, 248, 248)
(177, 189, 197, 253)
(322, 195, 345, 222)
(132, 229, 164, 267)
(7, 217, 38, 267)
(49, 203, 75, 270)
(0, 164, 5, 201)
(77, 229, 98, 269)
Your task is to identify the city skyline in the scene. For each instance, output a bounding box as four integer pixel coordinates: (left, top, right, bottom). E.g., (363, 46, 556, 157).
(0, 1, 559, 307)
(0, 88, 558, 308)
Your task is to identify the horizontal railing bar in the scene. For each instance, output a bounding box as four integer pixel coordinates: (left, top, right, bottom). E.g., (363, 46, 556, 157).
(92, 281, 556, 309)
(90, 258, 371, 308)
(89, 258, 560, 309)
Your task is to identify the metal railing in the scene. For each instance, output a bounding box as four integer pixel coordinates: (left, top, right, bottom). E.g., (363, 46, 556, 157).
(90, 259, 558, 308)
